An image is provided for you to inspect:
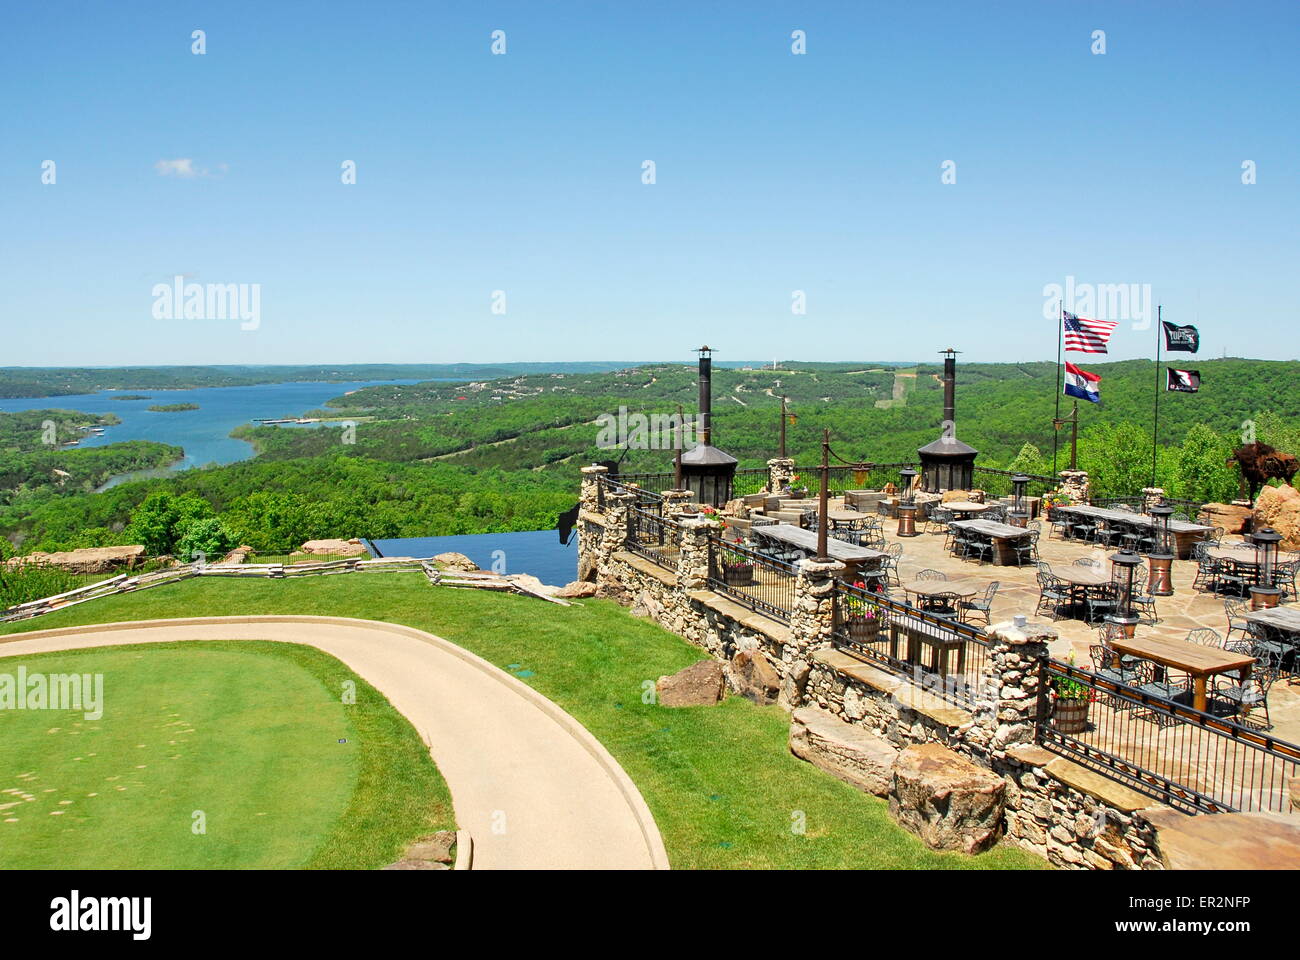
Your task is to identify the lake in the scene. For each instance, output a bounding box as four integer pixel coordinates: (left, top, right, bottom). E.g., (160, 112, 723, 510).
(0, 379, 434, 476)
(367, 530, 578, 587)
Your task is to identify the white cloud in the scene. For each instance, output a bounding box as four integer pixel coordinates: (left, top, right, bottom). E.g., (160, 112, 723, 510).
(155, 158, 198, 177)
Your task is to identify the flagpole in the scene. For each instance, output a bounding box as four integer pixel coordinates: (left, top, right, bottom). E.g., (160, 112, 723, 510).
(1053, 300, 1063, 473)
(1151, 304, 1162, 488)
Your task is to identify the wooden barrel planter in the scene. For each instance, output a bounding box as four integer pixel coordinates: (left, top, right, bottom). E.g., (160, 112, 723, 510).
(846, 618, 882, 645)
(1052, 697, 1091, 733)
(723, 564, 756, 586)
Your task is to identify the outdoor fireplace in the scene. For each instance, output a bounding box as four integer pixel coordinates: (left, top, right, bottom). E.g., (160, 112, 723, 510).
(918, 348, 978, 493)
(678, 345, 737, 507)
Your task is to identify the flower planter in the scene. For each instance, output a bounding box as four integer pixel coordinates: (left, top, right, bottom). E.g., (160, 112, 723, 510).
(723, 565, 756, 586)
(846, 619, 882, 644)
(1052, 697, 1091, 734)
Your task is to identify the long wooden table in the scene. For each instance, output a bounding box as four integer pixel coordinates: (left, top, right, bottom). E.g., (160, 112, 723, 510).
(1054, 506, 1212, 559)
(1245, 605, 1300, 638)
(950, 518, 1031, 566)
(750, 523, 887, 580)
(1108, 635, 1256, 713)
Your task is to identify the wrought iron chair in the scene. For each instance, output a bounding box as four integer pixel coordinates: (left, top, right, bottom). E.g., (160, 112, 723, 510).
(1036, 571, 1069, 621)
(958, 581, 999, 625)
(884, 543, 904, 587)
(925, 506, 954, 536)
(1073, 556, 1102, 569)
(1131, 660, 1191, 708)
(1192, 541, 1220, 592)
(1085, 581, 1120, 624)
(1185, 627, 1223, 648)
(922, 590, 961, 618)
(1012, 528, 1041, 566)
(1224, 598, 1252, 643)
(1129, 566, 1159, 624)
(1209, 658, 1279, 730)
(915, 568, 947, 581)
(1275, 559, 1299, 602)
(1089, 641, 1144, 711)
(963, 533, 993, 564)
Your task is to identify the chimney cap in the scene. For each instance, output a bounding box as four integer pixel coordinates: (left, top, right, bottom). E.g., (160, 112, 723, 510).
(939, 348, 962, 357)
(695, 345, 713, 355)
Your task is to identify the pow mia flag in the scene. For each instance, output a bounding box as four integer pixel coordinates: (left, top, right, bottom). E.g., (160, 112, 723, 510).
(1162, 320, 1200, 353)
(1167, 368, 1201, 393)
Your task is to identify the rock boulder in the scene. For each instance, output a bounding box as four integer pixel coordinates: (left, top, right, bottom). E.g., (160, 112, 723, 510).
(299, 538, 368, 556)
(1253, 484, 1300, 551)
(656, 660, 726, 707)
(1199, 502, 1254, 535)
(555, 580, 598, 599)
(5, 545, 145, 574)
(728, 650, 781, 705)
(433, 551, 479, 572)
(790, 707, 897, 797)
(890, 743, 1005, 854)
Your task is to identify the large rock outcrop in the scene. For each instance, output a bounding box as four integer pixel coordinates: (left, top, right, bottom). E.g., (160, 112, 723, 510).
(299, 538, 369, 556)
(789, 707, 897, 797)
(890, 743, 1006, 854)
(5, 545, 145, 574)
(433, 551, 479, 572)
(728, 650, 781, 705)
(1199, 502, 1253, 535)
(656, 660, 726, 707)
(1253, 484, 1300, 551)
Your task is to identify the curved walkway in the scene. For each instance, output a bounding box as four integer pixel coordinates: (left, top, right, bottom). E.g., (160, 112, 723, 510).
(0, 616, 669, 870)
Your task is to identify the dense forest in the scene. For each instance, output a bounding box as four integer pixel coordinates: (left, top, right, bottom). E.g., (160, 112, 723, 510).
(1, 358, 1295, 558)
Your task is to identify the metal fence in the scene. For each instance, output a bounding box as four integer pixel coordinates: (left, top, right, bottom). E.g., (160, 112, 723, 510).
(971, 466, 1058, 499)
(791, 462, 918, 496)
(732, 467, 772, 497)
(831, 581, 992, 710)
(602, 476, 666, 508)
(1036, 658, 1300, 814)
(707, 535, 796, 623)
(626, 506, 679, 571)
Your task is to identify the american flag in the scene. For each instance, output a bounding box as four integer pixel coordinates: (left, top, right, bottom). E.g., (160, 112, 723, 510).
(1063, 311, 1118, 353)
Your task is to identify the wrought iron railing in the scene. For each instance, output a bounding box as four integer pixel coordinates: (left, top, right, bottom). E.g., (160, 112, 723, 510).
(1036, 658, 1300, 815)
(626, 506, 679, 571)
(831, 581, 992, 710)
(732, 468, 771, 498)
(790, 462, 918, 495)
(602, 476, 665, 507)
(971, 466, 1057, 499)
(707, 535, 796, 623)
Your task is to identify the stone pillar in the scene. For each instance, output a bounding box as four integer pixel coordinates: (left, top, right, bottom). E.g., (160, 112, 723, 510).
(969, 619, 1057, 758)
(595, 491, 636, 595)
(766, 457, 796, 494)
(580, 464, 609, 513)
(1058, 469, 1090, 505)
(661, 489, 694, 520)
(1141, 487, 1165, 513)
(783, 557, 845, 708)
(676, 517, 714, 592)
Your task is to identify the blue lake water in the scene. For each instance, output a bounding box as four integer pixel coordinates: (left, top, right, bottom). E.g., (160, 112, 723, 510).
(0, 379, 430, 473)
(368, 530, 578, 587)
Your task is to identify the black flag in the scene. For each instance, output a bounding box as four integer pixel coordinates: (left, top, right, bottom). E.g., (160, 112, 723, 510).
(1167, 368, 1201, 393)
(1162, 320, 1199, 353)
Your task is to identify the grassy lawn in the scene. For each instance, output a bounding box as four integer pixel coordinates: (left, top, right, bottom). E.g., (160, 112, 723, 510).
(0, 638, 453, 869)
(0, 573, 1045, 869)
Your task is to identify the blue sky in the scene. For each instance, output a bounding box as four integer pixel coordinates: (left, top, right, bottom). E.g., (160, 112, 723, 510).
(2, 1, 1296, 366)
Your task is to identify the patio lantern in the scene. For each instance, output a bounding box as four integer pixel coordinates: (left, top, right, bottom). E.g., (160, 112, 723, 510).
(1008, 473, 1030, 528)
(897, 467, 919, 537)
(1250, 527, 1283, 610)
(1107, 549, 1143, 637)
(1147, 503, 1175, 596)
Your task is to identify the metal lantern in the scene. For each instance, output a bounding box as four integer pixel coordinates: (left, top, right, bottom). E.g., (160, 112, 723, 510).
(1250, 527, 1283, 610)
(1147, 503, 1175, 596)
(1009, 473, 1030, 528)
(1107, 550, 1143, 637)
(896, 467, 919, 537)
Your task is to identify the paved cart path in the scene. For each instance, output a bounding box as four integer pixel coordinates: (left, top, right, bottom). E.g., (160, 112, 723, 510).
(0, 616, 668, 870)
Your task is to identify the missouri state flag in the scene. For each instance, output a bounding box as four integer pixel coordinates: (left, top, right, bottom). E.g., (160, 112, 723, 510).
(1063, 361, 1101, 404)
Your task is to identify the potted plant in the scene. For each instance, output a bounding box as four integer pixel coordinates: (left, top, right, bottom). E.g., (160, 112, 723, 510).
(843, 582, 883, 642)
(1051, 654, 1093, 733)
(788, 474, 809, 499)
(720, 545, 755, 585)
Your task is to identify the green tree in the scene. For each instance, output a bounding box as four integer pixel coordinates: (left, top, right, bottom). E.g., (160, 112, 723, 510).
(123, 491, 215, 555)
(174, 516, 238, 563)
(1174, 423, 1237, 504)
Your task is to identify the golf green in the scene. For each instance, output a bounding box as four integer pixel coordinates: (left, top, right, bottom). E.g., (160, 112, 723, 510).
(0, 640, 453, 869)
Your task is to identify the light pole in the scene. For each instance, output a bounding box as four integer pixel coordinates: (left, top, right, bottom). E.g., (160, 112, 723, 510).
(816, 429, 831, 562)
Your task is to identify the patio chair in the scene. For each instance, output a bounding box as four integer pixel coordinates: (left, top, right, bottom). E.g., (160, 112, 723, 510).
(1208, 658, 1279, 729)
(1224, 598, 1252, 643)
(925, 506, 954, 535)
(1192, 542, 1220, 592)
(1130, 660, 1191, 706)
(885, 543, 904, 587)
(963, 533, 993, 564)
(1245, 623, 1295, 674)
(1089, 642, 1144, 710)
(1036, 571, 1069, 621)
(958, 581, 999, 625)
(915, 568, 947, 581)
(1129, 567, 1159, 624)
(1012, 528, 1041, 566)
(1086, 581, 1120, 624)
(922, 590, 961, 618)
(1046, 507, 1070, 540)
(1184, 627, 1223, 648)
(1093, 521, 1123, 548)
(1276, 559, 1299, 602)
(1073, 556, 1102, 569)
